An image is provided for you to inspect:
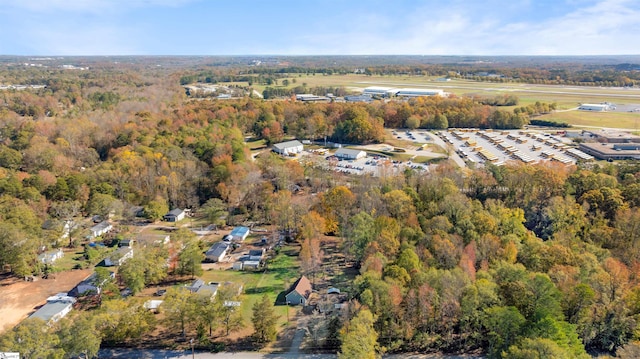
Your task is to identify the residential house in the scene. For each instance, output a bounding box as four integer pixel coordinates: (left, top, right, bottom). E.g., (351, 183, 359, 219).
(29, 293, 76, 324)
(205, 241, 229, 262)
(272, 140, 304, 156)
(187, 279, 219, 299)
(89, 221, 113, 239)
(164, 208, 186, 222)
(38, 248, 64, 265)
(230, 226, 250, 241)
(69, 271, 115, 296)
(102, 247, 134, 267)
(285, 275, 312, 306)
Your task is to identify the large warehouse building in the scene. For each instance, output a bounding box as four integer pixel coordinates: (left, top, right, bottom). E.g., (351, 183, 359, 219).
(395, 88, 445, 97)
(362, 86, 445, 98)
(578, 103, 609, 111)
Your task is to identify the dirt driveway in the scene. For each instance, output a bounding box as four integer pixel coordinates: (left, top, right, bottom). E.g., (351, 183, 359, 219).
(0, 269, 92, 334)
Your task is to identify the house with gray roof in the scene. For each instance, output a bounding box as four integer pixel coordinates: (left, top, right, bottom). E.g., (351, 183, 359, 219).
(164, 208, 186, 222)
(89, 221, 113, 238)
(205, 241, 229, 262)
(29, 293, 76, 324)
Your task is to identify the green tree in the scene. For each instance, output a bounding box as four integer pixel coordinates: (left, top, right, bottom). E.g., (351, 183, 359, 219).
(199, 197, 227, 227)
(0, 318, 63, 359)
(484, 306, 526, 358)
(177, 239, 204, 278)
(251, 294, 278, 344)
(162, 287, 197, 336)
(58, 315, 101, 359)
(144, 198, 169, 222)
(339, 308, 379, 359)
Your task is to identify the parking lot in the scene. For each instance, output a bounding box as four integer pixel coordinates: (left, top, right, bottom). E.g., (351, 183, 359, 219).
(439, 129, 593, 166)
(328, 155, 429, 176)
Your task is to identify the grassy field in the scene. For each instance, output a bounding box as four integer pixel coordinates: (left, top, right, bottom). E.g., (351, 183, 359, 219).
(200, 246, 301, 328)
(537, 111, 640, 129)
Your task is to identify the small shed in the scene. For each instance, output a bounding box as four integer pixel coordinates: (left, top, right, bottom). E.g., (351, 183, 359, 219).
(232, 261, 244, 271)
(242, 260, 260, 270)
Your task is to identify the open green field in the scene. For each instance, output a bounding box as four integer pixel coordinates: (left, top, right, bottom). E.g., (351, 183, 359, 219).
(199, 247, 301, 327)
(537, 111, 640, 129)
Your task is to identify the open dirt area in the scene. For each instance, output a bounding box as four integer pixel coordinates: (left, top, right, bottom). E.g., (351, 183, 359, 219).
(0, 268, 92, 334)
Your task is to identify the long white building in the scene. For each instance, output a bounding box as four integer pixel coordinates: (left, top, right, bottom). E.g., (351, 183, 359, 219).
(578, 103, 608, 111)
(395, 88, 445, 97)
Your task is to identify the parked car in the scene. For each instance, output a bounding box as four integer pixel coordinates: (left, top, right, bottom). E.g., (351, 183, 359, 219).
(154, 289, 167, 296)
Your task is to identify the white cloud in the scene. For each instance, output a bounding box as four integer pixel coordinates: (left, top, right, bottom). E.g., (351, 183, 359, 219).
(283, 0, 640, 55)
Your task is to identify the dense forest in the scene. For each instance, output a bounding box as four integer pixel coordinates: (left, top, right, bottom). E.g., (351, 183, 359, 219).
(2, 57, 640, 358)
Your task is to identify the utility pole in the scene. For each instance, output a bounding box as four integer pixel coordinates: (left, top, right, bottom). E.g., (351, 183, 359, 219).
(190, 338, 194, 359)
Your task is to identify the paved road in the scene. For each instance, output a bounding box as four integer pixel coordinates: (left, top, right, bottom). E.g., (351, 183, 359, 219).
(429, 132, 466, 168)
(98, 349, 484, 359)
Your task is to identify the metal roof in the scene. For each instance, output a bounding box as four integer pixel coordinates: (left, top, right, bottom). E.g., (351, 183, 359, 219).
(273, 140, 303, 150)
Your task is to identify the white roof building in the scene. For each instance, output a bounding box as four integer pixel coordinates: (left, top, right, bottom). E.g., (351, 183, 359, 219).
(272, 140, 304, 155)
(579, 103, 608, 111)
(335, 148, 367, 160)
(395, 88, 444, 97)
(362, 86, 397, 97)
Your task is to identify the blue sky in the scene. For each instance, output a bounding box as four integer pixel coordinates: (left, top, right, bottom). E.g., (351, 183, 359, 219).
(0, 0, 638, 56)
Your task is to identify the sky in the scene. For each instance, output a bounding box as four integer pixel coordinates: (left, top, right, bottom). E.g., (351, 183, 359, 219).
(0, 0, 639, 56)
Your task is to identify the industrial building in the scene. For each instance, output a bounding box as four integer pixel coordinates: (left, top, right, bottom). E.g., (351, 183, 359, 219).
(579, 143, 640, 160)
(334, 148, 367, 160)
(362, 86, 445, 98)
(395, 88, 445, 97)
(578, 103, 609, 111)
(582, 130, 640, 143)
(295, 94, 330, 102)
(272, 140, 304, 156)
(362, 86, 396, 97)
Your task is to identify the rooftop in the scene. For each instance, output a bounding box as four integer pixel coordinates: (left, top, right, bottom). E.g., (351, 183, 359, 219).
(273, 140, 303, 150)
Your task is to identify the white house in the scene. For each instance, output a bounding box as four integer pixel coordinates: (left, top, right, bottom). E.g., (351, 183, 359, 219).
(103, 247, 134, 267)
(38, 249, 64, 264)
(164, 208, 186, 222)
(29, 293, 76, 324)
(334, 148, 367, 160)
(272, 140, 304, 156)
(89, 221, 113, 238)
(70, 271, 115, 297)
